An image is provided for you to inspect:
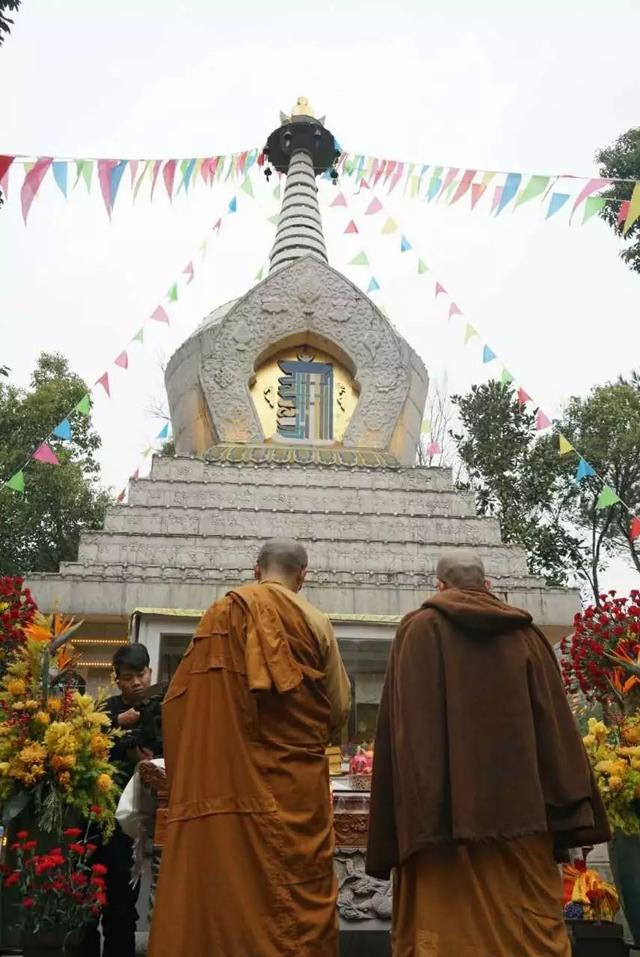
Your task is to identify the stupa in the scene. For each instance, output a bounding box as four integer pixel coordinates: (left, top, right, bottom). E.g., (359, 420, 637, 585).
(27, 101, 577, 700)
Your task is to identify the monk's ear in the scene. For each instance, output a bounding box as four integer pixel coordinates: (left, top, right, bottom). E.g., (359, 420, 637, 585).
(297, 566, 308, 590)
(436, 579, 447, 592)
(254, 564, 262, 582)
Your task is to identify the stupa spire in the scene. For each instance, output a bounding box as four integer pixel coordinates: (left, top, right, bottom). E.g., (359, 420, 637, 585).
(263, 98, 339, 273)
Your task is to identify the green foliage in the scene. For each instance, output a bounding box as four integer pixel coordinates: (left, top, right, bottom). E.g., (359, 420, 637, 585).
(597, 127, 640, 274)
(0, 0, 20, 46)
(0, 354, 110, 575)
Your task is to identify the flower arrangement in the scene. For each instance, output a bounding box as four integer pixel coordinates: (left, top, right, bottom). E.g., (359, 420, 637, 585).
(0, 636, 117, 836)
(2, 820, 108, 941)
(561, 590, 640, 713)
(0, 577, 37, 675)
(582, 716, 640, 833)
(562, 859, 619, 922)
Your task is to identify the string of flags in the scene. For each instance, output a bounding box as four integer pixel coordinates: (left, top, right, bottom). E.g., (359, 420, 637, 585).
(327, 181, 640, 542)
(115, 422, 171, 503)
(336, 152, 640, 233)
(2, 175, 258, 497)
(0, 148, 261, 223)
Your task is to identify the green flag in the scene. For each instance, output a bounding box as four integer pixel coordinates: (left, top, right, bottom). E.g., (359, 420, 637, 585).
(596, 486, 621, 509)
(272, 183, 281, 201)
(417, 259, 429, 274)
(131, 328, 144, 344)
(81, 160, 93, 192)
(268, 213, 279, 225)
(349, 252, 369, 266)
(583, 196, 606, 224)
(515, 175, 550, 208)
(167, 283, 178, 303)
(74, 394, 92, 416)
(500, 369, 514, 386)
(6, 470, 25, 494)
(255, 266, 264, 281)
(241, 177, 254, 198)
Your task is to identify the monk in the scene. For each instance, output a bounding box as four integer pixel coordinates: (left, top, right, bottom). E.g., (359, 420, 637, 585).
(366, 552, 610, 957)
(148, 539, 351, 957)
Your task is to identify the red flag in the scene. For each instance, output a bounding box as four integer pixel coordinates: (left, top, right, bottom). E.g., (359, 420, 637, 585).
(630, 517, 640, 541)
(151, 305, 170, 324)
(132, 468, 140, 481)
(97, 159, 117, 217)
(163, 159, 177, 201)
(434, 282, 447, 298)
(183, 262, 194, 283)
(237, 150, 249, 174)
(114, 351, 129, 370)
(96, 372, 110, 396)
(359, 178, 370, 190)
(20, 157, 53, 223)
(448, 303, 462, 321)
(438, 167, 460, 200)
(517, 388, 531, 406)
(388, 162, 405, 194)
(150, 160, 162, 198)
(365, 197, 383, 215)
(116, 489, 126, 503)
(470, 183, 487, 209)
(330, 192, 347, 208)
(617, 200, 630, 226)
(450, 169, 477, 206)
(212, 217, 222, 233)
(383, 160, 397, 184)
(32, 442, 60, 466)
(536, 410, 552, 430)
(570, 178, 610, 222)
(344, 220, 358, 234)
(0, 155, 14, 182)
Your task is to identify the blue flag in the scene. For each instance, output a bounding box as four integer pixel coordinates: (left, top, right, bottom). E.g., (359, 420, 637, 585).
(228, 196, 237, 213)
(482, 345, 496, 363)
(496, 172, 522, 215)
(576, 458, 595, 481)
(110, 160, 128, 209)
(400, 235, 412, 252)
(546, 193, 570, 220)
(52, 161, 68, 198)
(52, 418, 72, 440)
(367, 277, 380, 293)
(156, 422, 169, 440)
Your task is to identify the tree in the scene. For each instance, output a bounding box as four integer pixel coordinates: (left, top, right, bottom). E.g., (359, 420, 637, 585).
(597, 127, 640, 275)
(0, 354, 110, 575)
(0, 0, 20, 46)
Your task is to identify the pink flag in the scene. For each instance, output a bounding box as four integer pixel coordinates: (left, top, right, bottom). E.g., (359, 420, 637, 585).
(470, 183, 487, 209)
(617, 200, 630, 226)
(374, 159, 386, 186)
(116, 489, 126, 503)
(359, 178, 370, 190)
(438, 167, 460, 200)
(388, 162, 405, 194)
(448, 303, 463, 321)
(383, 160, 397, 184)
(128, 160, 138, 187)
(212, 218, 222, 233)
(449, 169, 477, 206)
(163, 159, 177, 201)
(517, 388, 531, 406)
(96, 372, 110, 396)
(344, 220, 358, 234)
(536, 410, 552, 430)
(97, 159, 117, 217)
(330, 192, 347, 207)
(434, 282, 447, 298)
(131, 468, 140, 481)
(183, 262, 194, 283)
(20, 157, 53, 223)
(370, 158, 381, 186)
(570, 178, 610, 222)
(150, 160, 162, 199)
(630, 516, 640, 541)
(426, 440, 442, 456)
(114, 350, 129, 370)
(0, 155, 13, 199)
(151, 305, 170, 324)
(365, 197, 383, 215)
(32, 442, 60, 465)
(490, 186, 503, 213)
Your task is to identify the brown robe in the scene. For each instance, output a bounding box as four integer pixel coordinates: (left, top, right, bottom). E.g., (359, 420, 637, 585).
(148, 582, 350, 957)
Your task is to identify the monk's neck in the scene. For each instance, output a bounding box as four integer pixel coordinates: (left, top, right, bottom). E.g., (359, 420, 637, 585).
(259, 577, 298, 593)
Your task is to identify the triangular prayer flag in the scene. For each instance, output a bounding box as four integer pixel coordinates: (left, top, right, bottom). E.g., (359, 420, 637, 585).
(114, 350, 129, 370)
(268, 214, 280, 225)
(365, 197, 383, 215)
(482, 345, 496, 363)
(617, 200, 630, 226)
(131, 328, 144, 344)
(52, 161, 68, 198)
(470, 183, 487, 210)
(241, 176, 254, 198)
(367, 277, 380, 293)
(417, 259, 429, 274)
(133, 159, 151, 201)
(464, 324, 478, 344)
(131, 468, 140, 481)
(558, 434, 574, 455)
(81, 159, 94, 193)
(167, 283, 178, 303)
(110, 160, 127, 211)
(630, 516, 640, 541)
(517, 387, 531, 405)
(381, 216, 398, 234)
(163, 159, 177, 201)
(212, 217, 222, 233)
(400, 235, 412, 252)
(52, 418, 72, 441)
(183, 262, 194, 284)
(74, 394, 92, 415)
(21, 157, 53, 223)
(427, 177, 442, 202)
(255, 267, 264, 281)
(272, 183, 281, 201)
(181, 158, 196, 193)
(623, 182, 640, 236)
(228, 196, 237, 213)
(150, 159, 162, 199)
(582, 196, 606, 224)
(344, 220, 359, 234)
(0, 155, 14, 184)
(129, 159, 139, 188)
(449, 169, 477, 206)
(576, 458, 595, 481)
(97, 159, 117, 217)
(116, 490, 126, 503)
(6, 470, 25, 494)
(570, 178, 610, 223)
(496, 173, 521, 214)
(426, 441, 442, 456)
(515, 175, 550, 208)
(501, 369, 514, 386)
(535, 410, 552, 431)
(330, 192, 347, 207)
(435, 282, 447, 298)
(96, 372, 110, 397)
(596, 486, 620, 509)
(438, 167, 459, 200)
(349, 252, 369, 266)
(157, 423, 169, 440)
(546, 192, 570, 219)
(32, 442, 60, 466)
(448, 303, 462, 321)
(490, 186, 503, 213)
(358, 178, 370, 191)
(151, 305, 169, 324)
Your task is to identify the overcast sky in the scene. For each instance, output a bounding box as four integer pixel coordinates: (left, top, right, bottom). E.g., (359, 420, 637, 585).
(1, 0, 639, 590)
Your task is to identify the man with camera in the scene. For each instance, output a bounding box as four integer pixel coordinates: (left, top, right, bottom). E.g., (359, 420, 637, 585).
(81, 644, 160, 957)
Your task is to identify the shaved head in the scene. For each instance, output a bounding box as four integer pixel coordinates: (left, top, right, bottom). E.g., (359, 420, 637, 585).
(436, 552, 487, 590)
(256, 539, 308, 576)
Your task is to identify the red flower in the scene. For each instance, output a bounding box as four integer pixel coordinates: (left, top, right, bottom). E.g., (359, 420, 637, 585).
(85, 843, 97, 855)
(89, 805, 102, 816)
(16, 831, 29, 840)
(4, 873, 19, 888)
(68, 843, 86, 855)
(71, 873, 88, 886)
(96, 892, 107, 907)
(91, 876, 106, 889)
(22, 841, 37, 852)
(21, 897, 35, 909)
(63, 828, 82, 838)
(91, 863, 108, 876)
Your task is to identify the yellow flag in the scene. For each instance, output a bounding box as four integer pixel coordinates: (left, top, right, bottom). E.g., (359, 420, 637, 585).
(623, 182, 640, 236)
(558, 434, 574, 455)
(464, 323, 478, 344)
(381, 216, 398, 234)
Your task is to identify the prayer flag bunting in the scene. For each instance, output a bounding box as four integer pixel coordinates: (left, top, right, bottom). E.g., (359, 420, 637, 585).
(32, 442, 60, 466)
(81, 160, 94, 192)
(344, 220, 359, 234)
(365, 197, 383, 215)
(181, 158, 196, 192)
(150, 160, 162, 199)
(470, 183, 487, 210)
(228, 196, 237, 213)
(435, 282, 447, 298)
(212, 218, 222, 233)
(330, 192, 347, 207)
(449, 169, 477, 206)
(163, 159, 177, 201)
(497, 173, 522, 214)
(367, 277, 380, 293)
(596, 486, 620, 509)
(501, 369, 514, 386)
(74, 394, 92, 415)
(388, 162, 404, 194)
(535, 410, 552, 431)
(558, 434, 574, 455)
(438, 167, 459, 200)
(129, 160, 139, 188)
(400, 235, 412, 252)
(268, 214, 279, 225)
(0, 155, 14, 183)
(131, 328, 144, 344)
(52, 418, 72, 440)
(52, 161, 68, 197)
(426, 441, 442, 456)
(167, 283, 178, 303)
(570, 178, 610, 222)
(114, 350, 129, 370)
(623, 182, 640, 236)
(417, 259, 429, 274)
(482, 345, 496, 363)
(157, 423, 169, 440)
(97, 159, 117, 217)
(255, 267, 264, 281)
(183, 262, 194, 284)
(515, 175, 550, 208)
(21, 157, 53, 223)
(151, 305, 169, 324)
(546, 193, 570, 219)
(241, 176, 254, 198)
(617, 200, 630, 226)
(110, 160, 127, 210)
(133, 160, 152, 201)
(490, 186, 503, 214)
(582, 196, 606, 223)
(381, 217, 398, 234)
(630, 517, 640, 541)
(448, 303, 463, 321)
(576, 458, 595, 481)
(6, 470, 25, 494)
(517, 387, 531, 405)
(96, 372, 110, 397)
(427, 177, 442, 202)
(116, 490, 126, 503)
(464, 324, 478, 344)
(349, 251, 369, 266)
(358, 178, 370, 190)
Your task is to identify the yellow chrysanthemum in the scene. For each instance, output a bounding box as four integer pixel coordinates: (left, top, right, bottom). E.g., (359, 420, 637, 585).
(583, 734, 596, 747)
(34, 711, 50, 725)
(88, 712, 111, 728)
(24, 699, 38, 711)
(48, 698, 62, 714)
(7, 679, 26, 697)
(608, 776, 624, 792)
(19, 742, 46, 765)
(96, 774, 113, 792)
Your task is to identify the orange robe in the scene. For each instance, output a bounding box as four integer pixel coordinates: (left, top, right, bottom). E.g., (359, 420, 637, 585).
(147, 582, 351, 957)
